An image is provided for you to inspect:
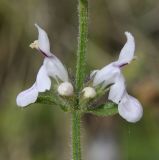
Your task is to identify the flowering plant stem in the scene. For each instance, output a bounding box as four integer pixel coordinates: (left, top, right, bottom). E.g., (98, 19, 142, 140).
(72, 112, 82, 160)
(75, 0, 88, 91)
(72, 0, 88, 159)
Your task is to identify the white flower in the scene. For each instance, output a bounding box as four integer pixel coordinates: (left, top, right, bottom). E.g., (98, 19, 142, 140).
(82, 87, 96, 99)
(118, 92, 143, 123)
(91, 32, 143, 122)
(16, 24, 72, 107)
(57, 82, 74, 96)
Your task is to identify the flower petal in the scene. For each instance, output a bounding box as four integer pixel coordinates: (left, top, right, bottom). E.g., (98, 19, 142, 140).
(44, 57, 69, 82)
(93, 63, 120, 87)
(35, 24, 52, 56)
(117, 32, 135, 65)
(108, 74, 125, 104)
(16, 83, 38, 107)
(118, 92, 143, 123)
(36, 65, 51, 92)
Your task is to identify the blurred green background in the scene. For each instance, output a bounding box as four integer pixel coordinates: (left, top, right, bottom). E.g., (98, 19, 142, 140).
(0, 0, 159, 159)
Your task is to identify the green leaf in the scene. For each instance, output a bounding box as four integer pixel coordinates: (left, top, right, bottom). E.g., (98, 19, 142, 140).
(36, 92, 70, 112)
(36, 91, 60, 105)
(36, 95, 57, 105)
(86, 102, 118, 116)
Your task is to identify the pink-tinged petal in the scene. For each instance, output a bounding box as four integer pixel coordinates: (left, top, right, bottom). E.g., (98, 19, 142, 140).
(35, 24, 52, 56)
(93, 63, 120, 87)
(44, 57, 69, 82)
(16, 83, 38, 107)
(108, 74, 126, 104)
(36, 65, 51, 92)
(116, 32, 135, 65)
(118, 92, 143, 123)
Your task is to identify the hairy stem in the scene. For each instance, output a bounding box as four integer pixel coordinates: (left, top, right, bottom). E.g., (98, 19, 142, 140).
(72, 0, 88, 159)
(72, 112, 82, 160)
(75, 0, 88, 92)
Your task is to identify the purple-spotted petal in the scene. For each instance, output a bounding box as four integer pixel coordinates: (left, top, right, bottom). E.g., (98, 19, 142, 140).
(108, 74, 125, 104)
(116, 32, 135, 65)
(16, 83, 38, 107)
(118, 92, 143, 123)
(36, 65, 51, 92)
(35, 24, 52, 56)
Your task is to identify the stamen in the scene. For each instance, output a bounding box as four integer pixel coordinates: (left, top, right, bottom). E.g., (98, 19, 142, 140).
(29, 40, 53, 58)
(29, 40, 39, 50)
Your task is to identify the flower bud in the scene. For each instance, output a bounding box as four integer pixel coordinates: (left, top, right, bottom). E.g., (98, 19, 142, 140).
(82, 87, 96, 99)
(57, 82, 74, 96)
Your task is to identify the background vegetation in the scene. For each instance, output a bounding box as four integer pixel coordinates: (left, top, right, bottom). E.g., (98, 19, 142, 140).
(0, 0, 159, 159)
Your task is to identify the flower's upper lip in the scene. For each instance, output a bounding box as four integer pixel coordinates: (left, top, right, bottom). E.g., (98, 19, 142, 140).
(35, 23, 53, 57)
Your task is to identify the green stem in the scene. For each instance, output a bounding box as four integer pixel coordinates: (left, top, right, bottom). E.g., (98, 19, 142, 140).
(75, 0, 88, 92)
(72, 112, 82, 160)
(72, 0, 88, 159)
